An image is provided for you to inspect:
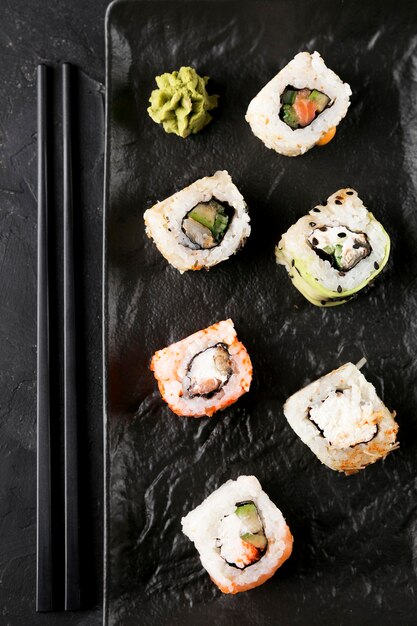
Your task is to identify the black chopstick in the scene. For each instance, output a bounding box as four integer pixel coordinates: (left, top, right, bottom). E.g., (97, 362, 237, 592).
(36, 63, 53, 613)
(62, 62, 81, 611)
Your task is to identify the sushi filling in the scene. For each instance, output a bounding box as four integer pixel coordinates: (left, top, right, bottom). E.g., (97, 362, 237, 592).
(182, 199, 231, 250)
(308, 388, 378, 448)
(218, 501, 267, 569)
(307, 226, 371, 272)
(280, 87, 331, 129)
(183, 343, 233, 398)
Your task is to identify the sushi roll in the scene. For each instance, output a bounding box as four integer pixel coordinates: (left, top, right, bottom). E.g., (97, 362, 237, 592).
(150, 319, 252, 417)
(143, 170, 250, 273)
(245, 51, 351, 157)
(283, 362, 399, 474)
(276, 188, 390, 307)
(181, 475, 293, 594)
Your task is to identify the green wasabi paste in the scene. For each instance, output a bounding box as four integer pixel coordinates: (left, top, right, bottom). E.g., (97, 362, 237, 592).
(147, 66, 218, 138)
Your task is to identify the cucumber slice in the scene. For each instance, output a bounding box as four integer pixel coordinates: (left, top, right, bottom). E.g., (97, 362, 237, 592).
(241, 532, 268, 550)
(334, 243, 343, 269)
(282, 89, 297, 105)
(213, 213, 228, 239)
(282, 104, 299, 129)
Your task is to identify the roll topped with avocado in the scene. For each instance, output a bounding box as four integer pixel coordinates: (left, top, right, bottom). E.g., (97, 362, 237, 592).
(275, 188, 390, 306)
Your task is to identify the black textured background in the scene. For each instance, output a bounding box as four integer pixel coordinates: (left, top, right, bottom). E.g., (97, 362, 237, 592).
(105, 1, 417, 625)
(0, 0, 107, 624)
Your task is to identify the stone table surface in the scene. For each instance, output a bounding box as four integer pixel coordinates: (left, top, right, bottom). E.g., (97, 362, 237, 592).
(0, 0, 110, 623)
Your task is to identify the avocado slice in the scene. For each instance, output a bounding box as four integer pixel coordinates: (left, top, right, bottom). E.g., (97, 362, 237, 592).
(187, 200, 229, 242)
(309, 90, 330, 113)
(188, 202, 217, 230)
(241, 532, 268, 550)
(235, 502, 263, 533)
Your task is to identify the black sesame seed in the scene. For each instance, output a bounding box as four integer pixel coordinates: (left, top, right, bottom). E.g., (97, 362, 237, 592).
(291, 259, 295, 267)
(374, 261, 380, 270)
(319, 226, 327, 232)
(338, 271, 346, 277)
(338, 232, 347, 238)
(337, 285, 342, 293)
(346, 190, 354, 195)
(312, 237, 318, 246)
(296, 267, 301, 276)
(309, 222, 316, 227)
(312, 207, 321, 213)
(335, 200, 343, 205)
(353, 243, 360, 249)
(321, 300, 327, 306)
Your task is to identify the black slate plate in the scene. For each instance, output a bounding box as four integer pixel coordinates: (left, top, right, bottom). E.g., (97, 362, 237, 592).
(103, 1, 417, 624)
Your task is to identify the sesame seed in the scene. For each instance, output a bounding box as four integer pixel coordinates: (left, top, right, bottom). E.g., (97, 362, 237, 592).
(338, 232, 346, 238)
(321, 300, 327, 306)
(312, 207, 321, 213)
(374, 261, 380, 270)
(312, 237, 318, 246)
(337, 285, 342, 293)
(291, 259, 295, 266)
(338, 271, 345, 277)
(335, 200, 343, 205)
(353, 244, 360, 249)
(319, 226, 327, 232)
(309, 222, 316, 227)
(346, 190, 354, 195)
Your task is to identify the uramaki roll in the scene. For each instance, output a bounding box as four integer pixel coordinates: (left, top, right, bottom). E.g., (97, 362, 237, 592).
(144, 171, 250, 273)
(283, 362, 399, 474)
(181, 475, 293, 594)
(150, 319, 252, 418)
(246, 51, 351, 157)
(275, 188, 390, 307)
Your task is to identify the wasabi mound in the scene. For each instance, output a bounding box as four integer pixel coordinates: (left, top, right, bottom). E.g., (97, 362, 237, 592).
(147, 66, 218, 138)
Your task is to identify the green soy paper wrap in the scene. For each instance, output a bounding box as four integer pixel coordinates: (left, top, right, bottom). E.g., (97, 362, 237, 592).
(147, 66, 219, 138)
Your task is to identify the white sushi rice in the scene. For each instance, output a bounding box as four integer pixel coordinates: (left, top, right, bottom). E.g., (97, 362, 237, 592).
(283, 363, 399, 474)
(182, 476, 293, 593)
(276, 188, 390, 297)
(245, 51, 351, 157)
(143, 171, 250, 273)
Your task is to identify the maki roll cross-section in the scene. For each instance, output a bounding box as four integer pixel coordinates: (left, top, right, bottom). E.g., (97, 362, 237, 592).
(182, 476, 293, 594)
(246, 51, 351, 156)
(283, 363, 399, 474)
(143, 170, 250, 272)
(276, 188, 390, 306)
(150, 319, 252, 417)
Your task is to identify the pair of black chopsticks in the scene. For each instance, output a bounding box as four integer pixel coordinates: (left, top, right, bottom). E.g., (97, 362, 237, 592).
(37, 63, 80, 612)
